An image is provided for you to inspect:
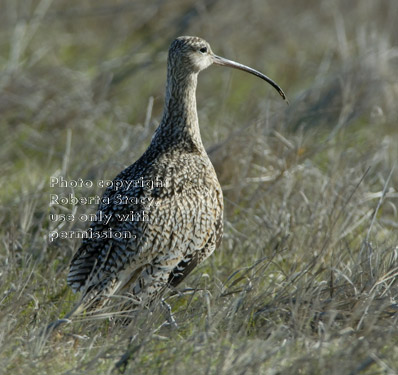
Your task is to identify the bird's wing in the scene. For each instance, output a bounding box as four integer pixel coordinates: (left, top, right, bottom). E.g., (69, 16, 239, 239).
(67, 158, 150, 291)
(67, 160, 222, 299)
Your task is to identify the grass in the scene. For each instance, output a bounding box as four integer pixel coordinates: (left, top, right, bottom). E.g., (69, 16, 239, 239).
(1, 0, 398, 374)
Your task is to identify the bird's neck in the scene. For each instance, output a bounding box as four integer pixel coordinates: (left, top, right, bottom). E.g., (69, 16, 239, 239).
(157, 72, 205, 152)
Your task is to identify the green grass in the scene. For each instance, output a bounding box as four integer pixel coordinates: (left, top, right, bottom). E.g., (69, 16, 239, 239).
(1, 0, 398, 374)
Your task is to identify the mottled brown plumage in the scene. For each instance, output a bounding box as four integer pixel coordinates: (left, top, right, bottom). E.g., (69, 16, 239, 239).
(66, 36, 287, 315)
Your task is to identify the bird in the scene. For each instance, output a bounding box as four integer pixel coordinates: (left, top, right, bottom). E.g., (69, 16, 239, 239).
(65, 36, 287, 321)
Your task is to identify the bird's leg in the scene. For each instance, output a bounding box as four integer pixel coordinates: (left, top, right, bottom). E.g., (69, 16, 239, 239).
(131, 262, 180, 330)
(160, 298, 178, 329)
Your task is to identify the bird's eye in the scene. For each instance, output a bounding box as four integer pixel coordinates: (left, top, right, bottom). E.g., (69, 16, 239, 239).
(199, 47, 207, 53)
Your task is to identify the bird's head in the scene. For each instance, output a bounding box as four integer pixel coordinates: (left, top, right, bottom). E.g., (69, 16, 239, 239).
(168, 36, 288, 102)
(168, 36, 214, 74)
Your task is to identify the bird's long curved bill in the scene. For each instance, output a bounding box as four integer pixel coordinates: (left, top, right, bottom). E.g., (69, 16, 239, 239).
(212, 55, 288, 102)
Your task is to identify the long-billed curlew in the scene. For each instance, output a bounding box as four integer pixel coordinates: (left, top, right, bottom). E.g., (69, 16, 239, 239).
(65, 36, 287, 321)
